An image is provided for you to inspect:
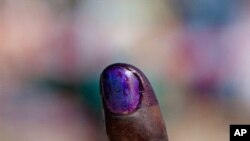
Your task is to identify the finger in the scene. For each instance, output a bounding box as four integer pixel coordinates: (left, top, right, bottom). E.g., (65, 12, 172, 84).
(100, 63, 168, 141)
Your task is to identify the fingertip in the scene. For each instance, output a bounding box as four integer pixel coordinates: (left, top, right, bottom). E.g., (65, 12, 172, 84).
(100, 63, 158, 115)
(100, 63, 168, 141)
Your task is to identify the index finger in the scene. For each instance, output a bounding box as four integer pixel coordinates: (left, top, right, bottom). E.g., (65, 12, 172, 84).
(100, 63, 168, 141)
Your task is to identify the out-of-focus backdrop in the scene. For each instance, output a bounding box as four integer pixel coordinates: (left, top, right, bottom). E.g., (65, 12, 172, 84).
(1, 0, 250, 141)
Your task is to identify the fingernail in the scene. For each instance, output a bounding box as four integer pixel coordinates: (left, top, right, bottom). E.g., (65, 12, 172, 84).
(101, 65, 141, 115)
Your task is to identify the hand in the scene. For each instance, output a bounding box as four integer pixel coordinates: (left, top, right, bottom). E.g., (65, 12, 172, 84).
(100, 63, 168, 141)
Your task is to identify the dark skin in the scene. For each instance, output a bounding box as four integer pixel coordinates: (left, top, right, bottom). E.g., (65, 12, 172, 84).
(100, 63, 168, 141)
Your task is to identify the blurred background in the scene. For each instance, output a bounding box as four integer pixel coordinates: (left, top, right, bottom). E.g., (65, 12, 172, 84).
(1, 0, 250, 141)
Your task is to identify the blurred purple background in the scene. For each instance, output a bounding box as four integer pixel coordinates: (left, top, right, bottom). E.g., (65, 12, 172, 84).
(1, 0, 250, 141)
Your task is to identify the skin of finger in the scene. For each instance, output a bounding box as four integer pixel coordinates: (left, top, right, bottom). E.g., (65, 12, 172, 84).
(104, 105, 168, 141)
(100, 63, 168, 141)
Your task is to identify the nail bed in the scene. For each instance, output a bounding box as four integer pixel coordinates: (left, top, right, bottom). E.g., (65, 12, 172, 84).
(101, 66, 141, 115)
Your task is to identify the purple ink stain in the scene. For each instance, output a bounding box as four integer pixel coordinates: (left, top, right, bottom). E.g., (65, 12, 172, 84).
(102, 66, 141, 114)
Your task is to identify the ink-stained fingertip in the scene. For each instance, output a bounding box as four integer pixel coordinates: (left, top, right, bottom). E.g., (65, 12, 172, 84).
(100, 63, 144, 115)
(100, 63, 168, 141)
(100, 63, 158, 115)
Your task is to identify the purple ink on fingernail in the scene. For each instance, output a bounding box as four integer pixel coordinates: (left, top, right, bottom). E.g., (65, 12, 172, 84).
(101, 66, 141, 114)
